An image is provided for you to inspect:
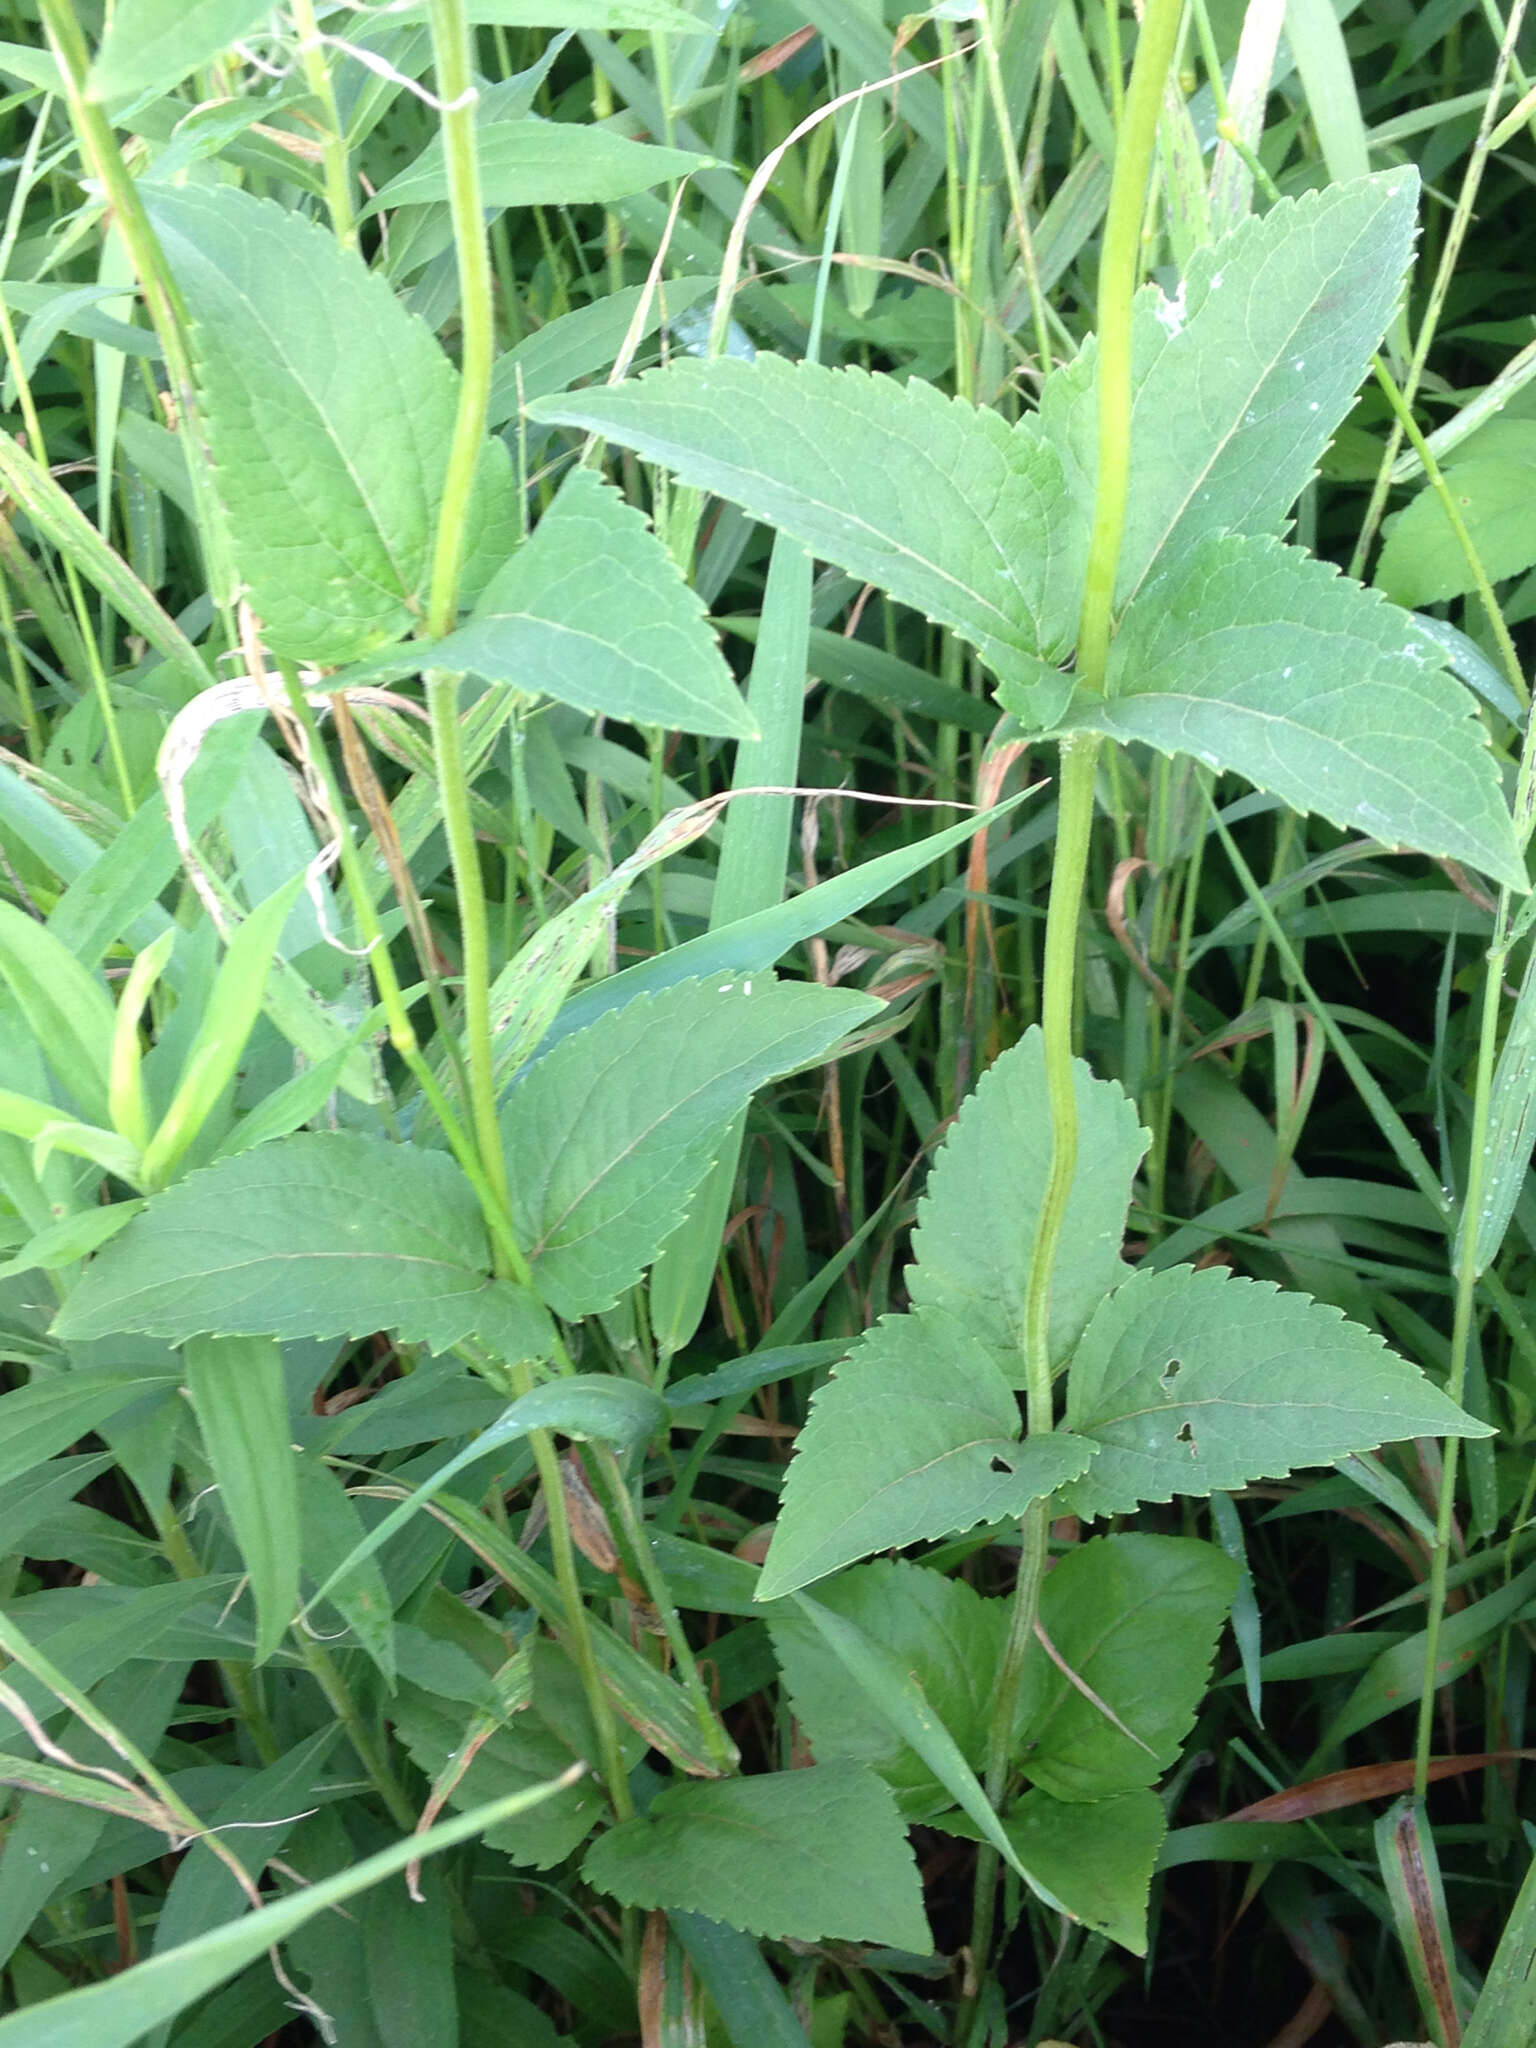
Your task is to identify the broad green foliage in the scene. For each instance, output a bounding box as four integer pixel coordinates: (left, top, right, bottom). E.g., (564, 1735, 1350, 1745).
(768, 1560, 1009, 1819)
(1016, 1537, 1238, 1800)
(149, 185, 518, 663)
(1061, 1264, 1492, 1520)
(1052, 533, 1522, 888)
(1039, 173, 1422, 605)
(88, 0, 272, 99)
(764, 1030, 1488, 1600)
(755, 1309, 1093, 1600)
(537, 170, 1523, 891)
(907, 1024, 1148, 1372)
(582, 1763, 931, 1951)
(532, 357, 1087, 682)
(430, 466, 753, 736)
(502, 974, 880, 1317)
(52, 1134, 556, 1356)
(940, 1787, 1167, 1953)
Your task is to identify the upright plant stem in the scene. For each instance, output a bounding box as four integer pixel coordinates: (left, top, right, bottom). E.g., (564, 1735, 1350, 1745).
(422, 0, 632, 1834)
(960, 4, 1184, 2028)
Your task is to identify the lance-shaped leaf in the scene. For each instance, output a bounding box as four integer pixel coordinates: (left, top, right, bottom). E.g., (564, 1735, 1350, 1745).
(582, 1762, 930, 1951)
(907, 1025, 1150, 1376)
(366, 116, 710, 213)
(1041, 170, 1421, 606)
(531, 355, 1085, 679)
(755, 1307, 1094, 1602)
(149, 185, 517, 665)
(503, 975, 879, 1319)
(184, 1336, 299, 1666)
(1061, 1263, 1494, 1522)
(52, 1134, 555, 1360)
(430, 466, 752, 736)
(1050, 533, 1522, 890)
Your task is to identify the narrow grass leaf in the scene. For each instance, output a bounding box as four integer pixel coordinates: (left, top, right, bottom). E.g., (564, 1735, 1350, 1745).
(0, 1771, 586, 2048)
(367, 118, 710, 212)
(183, 1336, 299, 1666)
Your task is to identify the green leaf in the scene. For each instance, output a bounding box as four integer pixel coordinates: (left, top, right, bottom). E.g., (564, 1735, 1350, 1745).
(1377, 421, 1536, 606)
(1041, 170, 1421, 606)
(0, 1773, 583, 2048)
(907, 1024, 1149, 1374)
(784, 1588, 1030, 1889)
(757, 1307, 1094, 1601)
(1018, 1535, 1238, 1801)
(391, 1665, 615, 1870)
(52, 1133, 556, 1359)
(1054, 532, 1522, 890)
(0, 1366, 178, 1491)
(302, 1376, 666, 1613)
(147, 184, 516, 665)
(0, 1201, 141, 1280)
(531, 356, 1084, 682)
(183, 1336, 298, 1666)
(88, 0, 272, 99)
(938, 1786, 1166, 1954)
(768, 1561, 1007, 1820)
(504, 975, 880, 1319)
(1061, 1263, 1494, 1522)
(0, 902, 118, 1127)
(367, 117, 711, 213)
(431, 467, 752, 736)
(582, 1763, 930, 1951)
(141, 875, 307, 1187)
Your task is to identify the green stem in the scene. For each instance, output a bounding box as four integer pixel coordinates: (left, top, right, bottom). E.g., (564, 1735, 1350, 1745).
(425, 0, 494, 641)
(289, 0, 356, 249)
(960, 6, 1184, 2030)
(299, 1636, 419, 1831)
(1413, 923, 1504, 1800)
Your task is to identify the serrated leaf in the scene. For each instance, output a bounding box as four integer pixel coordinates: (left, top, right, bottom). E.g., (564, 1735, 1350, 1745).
(1055, 532, 1522, 890)
(1041, 170, 1421, 605)
(1061, 1263, 1493, 1523)
(938, 1787, 1166, 1953)
(1018, 1535, 1238, 1801)
(148, 185, 517, 665)
(504, 975, 880, 1319)
(531, 357, 1084, 682)
(907, 1025, 1150, 1374)
(768, 1561, 1009, 1819)
(88, 0, 273, 100)
(431, 467, 752, 736)
(755, 1307, 1094, 1602)
(51, 1133, 557, 1358)
(367, 117, 710, 213)
(1377, 421, 1536, 606)
(582, 1763, 930, 1951)
(184, 1336, 299, 1666)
